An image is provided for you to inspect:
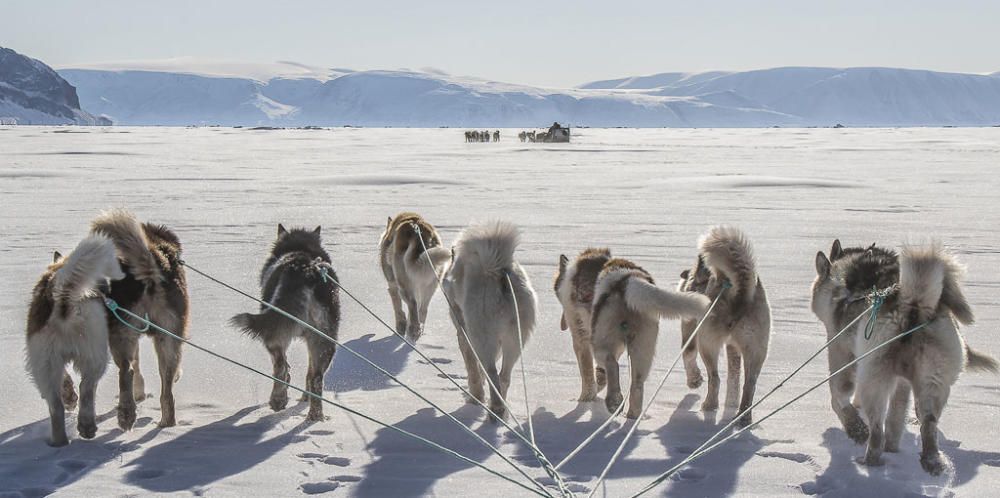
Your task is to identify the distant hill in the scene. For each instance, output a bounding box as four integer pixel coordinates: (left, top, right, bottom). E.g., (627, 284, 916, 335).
(0, 47, 107, 125)
(0, 51, 983, 127)
(581, 67, 1000, 126)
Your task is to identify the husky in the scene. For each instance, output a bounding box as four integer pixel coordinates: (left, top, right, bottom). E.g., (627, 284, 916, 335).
(813, 242, 997, 474)
(682, 226, 771, 427)
(554, 248, 613, 401)
(809, 240, 899, 443)
(25, 235, 125, 446)
(442, 221, 536, 419)
(379, 213, 451, 341)
(590, 258, 710, 418)
(91, 209, 189, 430)
(676, 256, 712, 390)
(231, 225, 340, 421)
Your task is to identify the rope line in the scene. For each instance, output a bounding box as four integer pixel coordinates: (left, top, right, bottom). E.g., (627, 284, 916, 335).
(630, 318, 932, 497)
(586, 282, 729, 497)
(505, 272, 536, 447)
(180, 261, 553, 497)
(100, 297, 549, 497)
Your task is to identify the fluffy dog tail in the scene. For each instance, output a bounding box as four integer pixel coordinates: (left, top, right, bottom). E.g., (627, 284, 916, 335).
(898, 243, 974, 330)
(624, 278, 710, 320)
(90, 208, 162, 283)
(966, 345, 999, 374)
(454, 221, 520, 277)
(53, 234, 125, 306)
(229, 310, 288, 342)
(698, 225, 758, 302)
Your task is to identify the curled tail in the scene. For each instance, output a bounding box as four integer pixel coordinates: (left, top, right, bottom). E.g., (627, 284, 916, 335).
(899, 243, 974, 329)
(624, 278, 710, 320)
(698, 225, 758, 302)
(966, 345, 999, 374)
(53, 234, 125, 306)
(90, 208, 162, 283)
(454, 221, 520, 277)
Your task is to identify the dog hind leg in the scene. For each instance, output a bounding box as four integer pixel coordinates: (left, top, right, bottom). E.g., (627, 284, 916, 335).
(570, 319, 598, 401)
(913, 380, 950, 475)
(725, 343, 742, 409)
(884, 381, 911, 453)
(266, 339, 292, 412)
(305, 338, 336, 421)
(61, 370, 78, 411)
(387, 285, 407, 336)
(681, 319, 703, 389)
(153, 334, 183, 427)
(109, 330, 140, 431)
(828, 343, 868, 443)
(625, 324, 657, 419)
(457, 331, 485, 404)
(735, 345, 764, 428)
(699, 341, 721, 412)
(858, 373, 895, 467)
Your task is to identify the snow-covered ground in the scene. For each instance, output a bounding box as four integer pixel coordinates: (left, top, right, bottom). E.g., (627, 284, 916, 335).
(0, 126, 998, 497)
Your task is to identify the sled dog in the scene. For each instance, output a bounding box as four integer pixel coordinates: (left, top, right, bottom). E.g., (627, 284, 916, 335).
(379, 212, 451, 341)
(91, 209, 189, 430)
(683, 226, 771, 427)
(443, 221, 536, 419)
(26, 235, 125, 446)
(590, 258, 709, 418)
(554, 248, 613, 401)
(231, 225, 341, 421)
(813, 242, 997, 473)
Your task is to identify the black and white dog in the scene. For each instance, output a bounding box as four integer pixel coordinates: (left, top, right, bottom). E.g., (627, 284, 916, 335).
(231, 225, 340, 421)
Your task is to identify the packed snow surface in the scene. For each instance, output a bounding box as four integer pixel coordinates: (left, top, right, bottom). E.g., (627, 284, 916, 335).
(0, 127, 998, 497)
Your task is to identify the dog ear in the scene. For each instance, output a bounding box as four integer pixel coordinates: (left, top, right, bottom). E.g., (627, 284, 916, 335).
(52, 250, 62, 263)
(680, 269, 690, 280)
(558, 254, 568, 269)
(313, 226, 322, 236)
(830, 239, 843, 260)
(815, 251, 832, 278)
(277, 224, 288, 237)
(386, 216, 392, 230)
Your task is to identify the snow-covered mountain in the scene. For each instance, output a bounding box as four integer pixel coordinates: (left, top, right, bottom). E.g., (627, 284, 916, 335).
(44, 57, 1000, 127)
(59, 64, 792, 127)
(0, 47, 108, 125)
(582, 67, 1000, 126)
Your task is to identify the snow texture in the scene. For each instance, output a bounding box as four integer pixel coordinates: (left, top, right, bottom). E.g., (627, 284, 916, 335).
(0, 127, 998, 498)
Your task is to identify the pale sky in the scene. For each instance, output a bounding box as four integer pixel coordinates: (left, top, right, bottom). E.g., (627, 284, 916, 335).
(3, 0, 998, 88)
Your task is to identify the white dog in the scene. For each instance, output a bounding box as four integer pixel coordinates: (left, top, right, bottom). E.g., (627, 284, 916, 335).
(26, 235, 125, 446)
(443, 221, 536, 419)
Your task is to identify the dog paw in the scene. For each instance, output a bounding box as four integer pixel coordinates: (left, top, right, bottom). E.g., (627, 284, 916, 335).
(48, 433, 70, 447)
(405, 326, 423, 342)
(734, 413, 753, 429)
(625, 407, 642, 419)
(157, 417, 177, 428)
(577, 386, 598, 402)
(921, 452, 945, 475)
(305, 410, 327, 422)
(595, 368, 607, 387)
(845, 420, 870, 445)
(269, 392, 289, 412)
(118, 404, 137, 431)
(395, 320, 408, 336)
(686, 374, 704, 389)
(77, 420, 97, 439)
(605, 392, 624, 414)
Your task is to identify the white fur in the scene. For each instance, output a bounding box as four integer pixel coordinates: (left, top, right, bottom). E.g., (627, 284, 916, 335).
(624, 278, 710, 320)
(443, 221, 536, 418)
(26, 236, 124, 446)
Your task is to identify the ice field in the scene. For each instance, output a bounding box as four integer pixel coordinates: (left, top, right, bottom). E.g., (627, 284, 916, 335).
(0, 126, 998, 497)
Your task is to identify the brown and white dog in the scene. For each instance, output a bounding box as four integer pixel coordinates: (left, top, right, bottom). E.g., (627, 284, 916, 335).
(590, 258, 710, 418)
(379, 212, 451, 341)
(554, 248, 613, 401)
(26, 235, 125, 446)
(91, 209, 189, 430)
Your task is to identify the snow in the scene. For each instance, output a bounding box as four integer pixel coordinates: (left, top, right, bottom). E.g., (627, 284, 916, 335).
(0, 126, 998, 497)
(58, 57, 344, 83)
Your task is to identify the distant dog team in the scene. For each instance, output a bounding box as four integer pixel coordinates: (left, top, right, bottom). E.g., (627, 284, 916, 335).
(24, 209, 996, 476)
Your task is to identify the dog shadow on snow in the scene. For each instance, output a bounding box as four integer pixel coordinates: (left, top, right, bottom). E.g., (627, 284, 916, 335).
(801, 427, 1000, 495)
(356, 404, 505, 497)
(522, 394, 770, 496)
(325, 333, 413, 393)
(122, 403, 312, 492)
(0, 408, 160, 496)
